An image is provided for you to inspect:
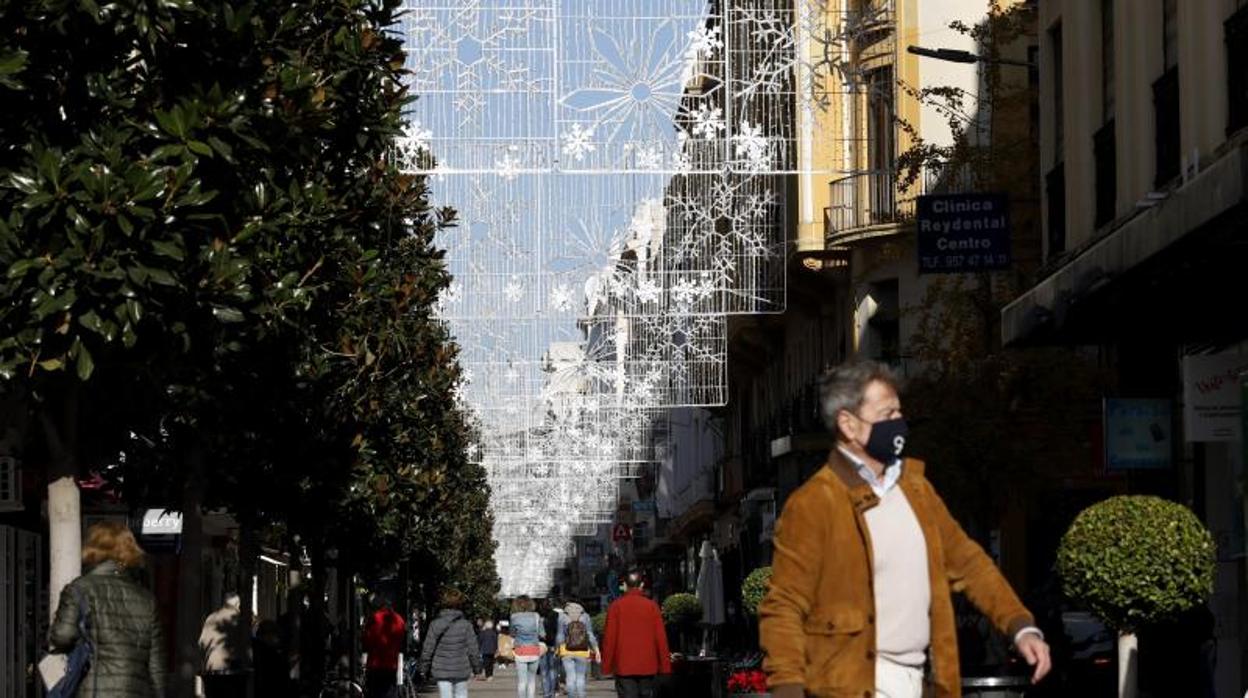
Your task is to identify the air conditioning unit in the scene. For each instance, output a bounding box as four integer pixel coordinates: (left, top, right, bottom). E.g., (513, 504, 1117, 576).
(0, 456, 21, 512)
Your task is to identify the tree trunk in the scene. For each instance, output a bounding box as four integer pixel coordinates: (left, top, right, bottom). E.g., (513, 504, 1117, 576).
(47, 476, 81, 623)
(42, 386, 81, 626)
(173, 447, 206, 698)
(1118, 631, 1138, 698)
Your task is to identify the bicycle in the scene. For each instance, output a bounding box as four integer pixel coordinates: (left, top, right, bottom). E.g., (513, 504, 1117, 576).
(318, 668, 364, 698)
(400, 656, 422, 698)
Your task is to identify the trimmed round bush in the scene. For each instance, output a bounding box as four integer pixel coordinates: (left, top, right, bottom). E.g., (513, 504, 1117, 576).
(661, 592, 703, 626)
(1057, 495, 1215, 632)
(591, 611, 607, 637)
(741, 566, 772, 617)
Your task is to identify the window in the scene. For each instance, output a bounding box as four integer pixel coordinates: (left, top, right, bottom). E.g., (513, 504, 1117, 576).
(1227, 5, 1248, 135)
(866, 66, 895, 222)
(1153, 66, 1180, 186)
(0, 456, 19, 511)
(1162, 0, 1178, 70)
(1046, 163, 1066, 258)
(1095, 3, 1115, 227)
(1094, 119, 1116, 228)
(867, 66, 895, 172)
(1101, 0, 1114, 122)
(1154, 0, 1180, 187)
(1050, 23, 1064, 157)
(865, 279, 900, 365)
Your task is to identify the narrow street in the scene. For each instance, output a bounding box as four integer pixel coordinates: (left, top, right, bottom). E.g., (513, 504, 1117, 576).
(417, 666, 617, 697)
(3, 2, 1247, 697)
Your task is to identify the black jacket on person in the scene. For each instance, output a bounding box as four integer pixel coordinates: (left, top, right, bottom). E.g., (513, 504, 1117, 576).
(478, 628, 499, 656)
(50, 560, 167, 697)
(420, 609, 482, 682)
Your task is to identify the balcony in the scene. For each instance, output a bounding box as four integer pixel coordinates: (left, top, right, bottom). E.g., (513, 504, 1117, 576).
(824, 169, 916, 246)
(847, 0, 898, 52)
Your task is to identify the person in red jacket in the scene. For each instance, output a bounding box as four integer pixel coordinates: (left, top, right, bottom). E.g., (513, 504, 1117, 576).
(601, 571, 671, 698)
(362, 594, 408, 698)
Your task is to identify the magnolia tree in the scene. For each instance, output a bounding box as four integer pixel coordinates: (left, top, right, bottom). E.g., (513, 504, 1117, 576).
(0, 3, 495, 685)
(1057, 496, 1215, 698)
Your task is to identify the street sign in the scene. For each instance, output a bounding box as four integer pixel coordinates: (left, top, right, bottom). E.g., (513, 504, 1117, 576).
(611, 523, 632, 542)
(916, 193, 1011, 274)
(1104, 399, 1172, 470)
(631, 499, 656, 513)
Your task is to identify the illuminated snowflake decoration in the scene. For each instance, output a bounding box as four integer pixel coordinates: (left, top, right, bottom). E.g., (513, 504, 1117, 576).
(400, 0, 872, 595)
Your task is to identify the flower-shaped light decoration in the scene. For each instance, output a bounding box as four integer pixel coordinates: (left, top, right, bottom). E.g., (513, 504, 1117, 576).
(562, 18, 690, 149)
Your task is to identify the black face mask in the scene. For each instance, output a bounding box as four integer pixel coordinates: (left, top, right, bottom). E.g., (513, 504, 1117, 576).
(860, 416, 908, 463)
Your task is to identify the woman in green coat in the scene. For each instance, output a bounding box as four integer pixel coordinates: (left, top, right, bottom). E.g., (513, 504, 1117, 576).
(50, 521, 167, 697)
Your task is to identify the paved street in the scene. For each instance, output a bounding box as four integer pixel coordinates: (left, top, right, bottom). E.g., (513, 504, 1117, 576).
(417, 666, 617, 697)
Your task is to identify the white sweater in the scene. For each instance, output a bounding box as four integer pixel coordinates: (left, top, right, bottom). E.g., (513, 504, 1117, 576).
(863, 485, 932, 667)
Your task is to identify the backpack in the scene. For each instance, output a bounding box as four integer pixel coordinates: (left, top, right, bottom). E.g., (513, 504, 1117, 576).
(564, 618, 590, 652)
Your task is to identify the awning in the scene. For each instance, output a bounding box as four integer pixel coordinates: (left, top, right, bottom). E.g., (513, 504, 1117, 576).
(1002, 144, 1248, 346)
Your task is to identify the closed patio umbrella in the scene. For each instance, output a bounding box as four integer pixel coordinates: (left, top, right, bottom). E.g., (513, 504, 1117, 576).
(696, 541, 725, 655)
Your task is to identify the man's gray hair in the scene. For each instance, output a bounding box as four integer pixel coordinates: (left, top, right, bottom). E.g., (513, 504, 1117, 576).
(818, 360, 901, 432)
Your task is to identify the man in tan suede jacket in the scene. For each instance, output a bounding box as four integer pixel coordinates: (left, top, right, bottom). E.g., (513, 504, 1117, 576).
(759, 361, 1051, 698)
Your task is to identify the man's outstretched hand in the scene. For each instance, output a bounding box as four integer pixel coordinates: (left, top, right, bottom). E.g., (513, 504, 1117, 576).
(1016, 633, 1052, 684)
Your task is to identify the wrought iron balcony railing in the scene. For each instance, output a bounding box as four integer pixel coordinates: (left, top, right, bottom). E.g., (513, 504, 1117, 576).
(824, 169, 917, 244)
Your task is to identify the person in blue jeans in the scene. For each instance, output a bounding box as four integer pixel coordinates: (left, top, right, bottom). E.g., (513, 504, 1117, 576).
(420, 589, 482, 698)
(540, 601, 563, 698)
(509, 597, 544, 698)
(556, 602, 599, 698)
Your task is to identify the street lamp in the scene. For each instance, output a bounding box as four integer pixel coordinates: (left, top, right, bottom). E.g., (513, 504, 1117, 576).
(906, 44, 1034, 69)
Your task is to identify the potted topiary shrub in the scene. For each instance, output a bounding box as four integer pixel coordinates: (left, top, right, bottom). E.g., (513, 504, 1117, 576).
(1057, 495, 1215, 698)
(741, 566, 772, 617)
(662, 592, 703, 626)
(591, 610, 607, 638)
(662, 592, 703, 653)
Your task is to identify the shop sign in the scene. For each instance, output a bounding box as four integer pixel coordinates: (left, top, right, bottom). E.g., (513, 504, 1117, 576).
(1104, 399, 1172, 470)
(140, 509, 183, 535)
(1182, 352, 1248, 441)
(917, 193, 1011, 274)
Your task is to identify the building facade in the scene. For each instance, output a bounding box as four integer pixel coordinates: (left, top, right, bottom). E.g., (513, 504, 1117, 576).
(1004, 1, 1248, 695)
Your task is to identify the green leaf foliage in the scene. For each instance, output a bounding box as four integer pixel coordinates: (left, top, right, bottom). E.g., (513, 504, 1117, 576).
(0, 0, 496, 598)
(741, 566, 772, 617)
(1057, 496, 1215, 633)
(661, 592, 703, 627)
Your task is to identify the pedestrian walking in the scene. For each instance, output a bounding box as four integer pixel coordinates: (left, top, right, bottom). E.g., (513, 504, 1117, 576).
(362, 594, 407, 698)
(759, 360, 1053, 698)
(420, 589, 482, 698)
(253, 620, 294, 697)
(48, 521, 167, 697)
(557, 602, 600, 698)
(477, 621, 499, 681)
(539, 600, 563, 698)
(600, 572, 671, 698)
(198, 592, 252, 697)
(497, 622, 515, 667)
(509, 596, 544, 698)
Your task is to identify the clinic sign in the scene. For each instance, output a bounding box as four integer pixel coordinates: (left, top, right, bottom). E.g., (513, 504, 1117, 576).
(1182, 352, 1248, 441)
(916, 193, 1011, 274)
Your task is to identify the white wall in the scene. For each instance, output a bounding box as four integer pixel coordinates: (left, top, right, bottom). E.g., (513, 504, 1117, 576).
(916, 0, 989, 148)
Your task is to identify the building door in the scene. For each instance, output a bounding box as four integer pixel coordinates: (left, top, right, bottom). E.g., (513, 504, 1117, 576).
(0, 526, 45, 698)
